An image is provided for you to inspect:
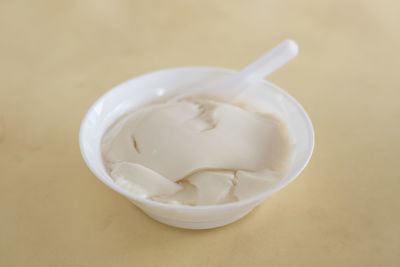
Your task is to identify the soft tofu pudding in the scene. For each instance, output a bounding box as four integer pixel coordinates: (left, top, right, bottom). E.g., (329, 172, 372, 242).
(101, 97, 293, 206)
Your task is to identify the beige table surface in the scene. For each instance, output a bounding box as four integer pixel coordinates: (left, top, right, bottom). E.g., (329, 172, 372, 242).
(1, 0, 399, 266)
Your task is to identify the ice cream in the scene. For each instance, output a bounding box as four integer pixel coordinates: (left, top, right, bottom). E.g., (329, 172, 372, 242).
(101, 98, 293, 206)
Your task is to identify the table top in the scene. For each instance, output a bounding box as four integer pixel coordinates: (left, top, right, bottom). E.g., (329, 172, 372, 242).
(1, 0, 399, 266)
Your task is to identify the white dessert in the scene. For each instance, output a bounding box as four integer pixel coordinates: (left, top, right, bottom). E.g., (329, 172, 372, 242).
(102, 98, 293, 206)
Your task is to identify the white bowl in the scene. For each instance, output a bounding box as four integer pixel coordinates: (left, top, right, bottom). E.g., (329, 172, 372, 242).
(79, 67, 314, 229)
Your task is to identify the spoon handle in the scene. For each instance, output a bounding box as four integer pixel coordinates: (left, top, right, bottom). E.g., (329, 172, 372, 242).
(171, 40, 298, 102)
(240, 39, 298, 80)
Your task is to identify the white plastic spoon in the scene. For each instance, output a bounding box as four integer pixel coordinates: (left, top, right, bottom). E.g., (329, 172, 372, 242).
(173, 39, 298, 101)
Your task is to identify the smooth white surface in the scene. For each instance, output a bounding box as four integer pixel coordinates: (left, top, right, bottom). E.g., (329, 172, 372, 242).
(102, 98, 293, 205)
(79, 67, 314, 229)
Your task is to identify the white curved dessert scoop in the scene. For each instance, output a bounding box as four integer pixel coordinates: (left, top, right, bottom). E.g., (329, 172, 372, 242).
(173, 39, 298, 101)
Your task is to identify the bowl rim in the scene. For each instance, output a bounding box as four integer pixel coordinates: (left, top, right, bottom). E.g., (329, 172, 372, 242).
(79, 66, 315, 211)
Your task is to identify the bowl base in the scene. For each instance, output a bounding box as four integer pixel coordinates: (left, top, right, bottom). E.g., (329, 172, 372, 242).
(141, 208, 254, 230)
